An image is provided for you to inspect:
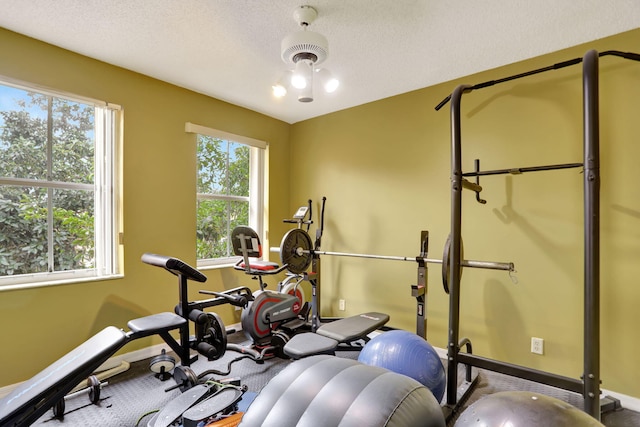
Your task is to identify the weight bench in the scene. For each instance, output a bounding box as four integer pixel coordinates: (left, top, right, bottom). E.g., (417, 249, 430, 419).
(0, 253, 212, 427)
(283, 312, 389, 359)
(0, 313, 187, 427)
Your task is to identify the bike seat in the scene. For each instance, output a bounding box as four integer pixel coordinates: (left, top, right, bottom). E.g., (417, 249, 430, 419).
(232, 226, 284, 275)
(238, 259, 279, 271)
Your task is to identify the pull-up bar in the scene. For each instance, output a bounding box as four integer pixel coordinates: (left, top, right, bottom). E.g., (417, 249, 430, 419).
(434, 50, 640, 111)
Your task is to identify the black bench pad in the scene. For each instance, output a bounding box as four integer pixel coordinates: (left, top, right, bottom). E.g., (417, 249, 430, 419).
(127, 312, 186, 337)
(283, 312, 389, 360)
(317, 312, 389, 342)
(283, 333, 338, 359)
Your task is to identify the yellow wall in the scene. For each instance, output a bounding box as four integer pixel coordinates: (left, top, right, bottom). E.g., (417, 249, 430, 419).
(289, 28, 640, 398)
(2, 24, 640, 402)
(0, 28, 291, 387)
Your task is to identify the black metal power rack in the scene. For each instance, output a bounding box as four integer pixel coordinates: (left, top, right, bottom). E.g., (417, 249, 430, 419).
(438, 49, 640, 422)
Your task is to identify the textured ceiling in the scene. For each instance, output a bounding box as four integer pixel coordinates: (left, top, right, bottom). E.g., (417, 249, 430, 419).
(0, 1, 639, 123)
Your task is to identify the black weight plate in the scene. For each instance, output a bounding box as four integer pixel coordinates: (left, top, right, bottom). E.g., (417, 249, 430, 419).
(442, 234, 464, 294)
(173, 366, 198, 392)
(195, 312, 227, 360)
(207, 312, 227, 359)
(280, 228, 313, 274)
(87, 375, 101, 404)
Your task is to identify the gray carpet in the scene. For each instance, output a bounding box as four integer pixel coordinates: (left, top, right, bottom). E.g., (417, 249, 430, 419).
(30, 332, 639, 426)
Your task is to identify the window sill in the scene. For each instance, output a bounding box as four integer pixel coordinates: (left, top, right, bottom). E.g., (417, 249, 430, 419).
(197, 262, 237, 271)
(0, 274, 124, 292)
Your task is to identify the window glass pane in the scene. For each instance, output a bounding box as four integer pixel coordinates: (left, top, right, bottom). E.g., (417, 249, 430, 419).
(197, 136, 227, 195)
(51, 98, 94, 184)
(53, 188, 95, 271)
(0, 91, 48, 180)
(196, 199, 249, 260)
(0, 186, 48, 275)
(229, 199, 248, 231)
(228, 142, 249, 197)
(197, 199, 229, 259)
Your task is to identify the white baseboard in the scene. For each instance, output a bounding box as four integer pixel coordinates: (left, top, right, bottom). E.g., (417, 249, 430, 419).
(0, 323, 244, 399)
(2, 329, 638, 415)
(0, 342, 170, 399)
(602, 388, 640, 413)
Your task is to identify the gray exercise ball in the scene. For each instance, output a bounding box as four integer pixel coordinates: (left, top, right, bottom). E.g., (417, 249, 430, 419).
(454, 391, 605, 426)
(239, 355, 445, 427)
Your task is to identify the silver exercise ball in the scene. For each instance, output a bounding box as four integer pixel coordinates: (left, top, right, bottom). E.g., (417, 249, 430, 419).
(454, 391, 605, 427)
(239, 355, 445, 427)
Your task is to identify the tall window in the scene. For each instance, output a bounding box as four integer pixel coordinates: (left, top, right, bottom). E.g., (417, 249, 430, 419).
(188, 123, 265, 267)
(0, 79, 121, 290)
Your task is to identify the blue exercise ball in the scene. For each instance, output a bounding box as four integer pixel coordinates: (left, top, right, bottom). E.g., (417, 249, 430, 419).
(358, 330, 446, 403)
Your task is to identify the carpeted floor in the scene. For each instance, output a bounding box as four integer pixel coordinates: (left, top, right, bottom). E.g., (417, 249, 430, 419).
(30, 331, 639, 427)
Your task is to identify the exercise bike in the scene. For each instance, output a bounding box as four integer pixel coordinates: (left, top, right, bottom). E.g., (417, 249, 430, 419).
(223, 198, 331, 360)
(273, 197, 392, 360)
(226, 225, 311, 359)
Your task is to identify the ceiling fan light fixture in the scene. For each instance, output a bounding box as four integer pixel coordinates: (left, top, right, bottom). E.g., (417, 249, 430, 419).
(273, 5, 338, 103)
(298, 80, 314, 103)
(272, 71, 292, 97)
(317, 68, 339, 93)
(272, 83, 287, 97)
(292, 59, 313, 89)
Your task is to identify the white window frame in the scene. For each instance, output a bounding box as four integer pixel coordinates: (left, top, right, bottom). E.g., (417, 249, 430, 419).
(0, 77, 122, 290)
(186, 122, 267, 268)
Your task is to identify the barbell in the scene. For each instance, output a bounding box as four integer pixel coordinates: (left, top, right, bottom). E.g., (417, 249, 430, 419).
(272, 228, 515, 293)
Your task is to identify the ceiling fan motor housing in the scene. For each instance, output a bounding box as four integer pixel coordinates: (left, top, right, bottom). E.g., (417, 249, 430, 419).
(281, 30, 328, 65)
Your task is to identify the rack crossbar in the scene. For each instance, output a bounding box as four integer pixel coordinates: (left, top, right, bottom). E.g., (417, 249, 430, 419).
(457, 353, 583, 394)
(462, 162, 583, 177)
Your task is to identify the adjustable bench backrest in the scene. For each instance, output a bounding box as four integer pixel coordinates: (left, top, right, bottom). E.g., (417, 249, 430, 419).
(0, 326, 127, 427)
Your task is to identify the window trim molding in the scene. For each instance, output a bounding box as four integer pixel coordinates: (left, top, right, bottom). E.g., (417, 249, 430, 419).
(0, 79, 122, 290)
(0, 73, 121, 110)
(188, 123, 268, 268)
(185, 122, 267, 149)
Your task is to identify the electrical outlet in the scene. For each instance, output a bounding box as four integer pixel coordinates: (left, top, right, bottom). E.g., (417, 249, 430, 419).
(531, 337, 544, 355)
(339, 299, 346, 311)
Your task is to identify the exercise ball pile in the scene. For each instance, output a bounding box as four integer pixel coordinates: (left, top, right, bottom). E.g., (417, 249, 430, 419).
(358, 330, 446, 403)
(454, 391, 606, 426)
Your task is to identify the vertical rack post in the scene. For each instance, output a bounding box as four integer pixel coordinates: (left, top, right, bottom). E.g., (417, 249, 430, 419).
(582, 49, 601, 420)
(310, 254, 321, 332)
(413, 230, 429, 339)
(446, 84, 471, 406)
